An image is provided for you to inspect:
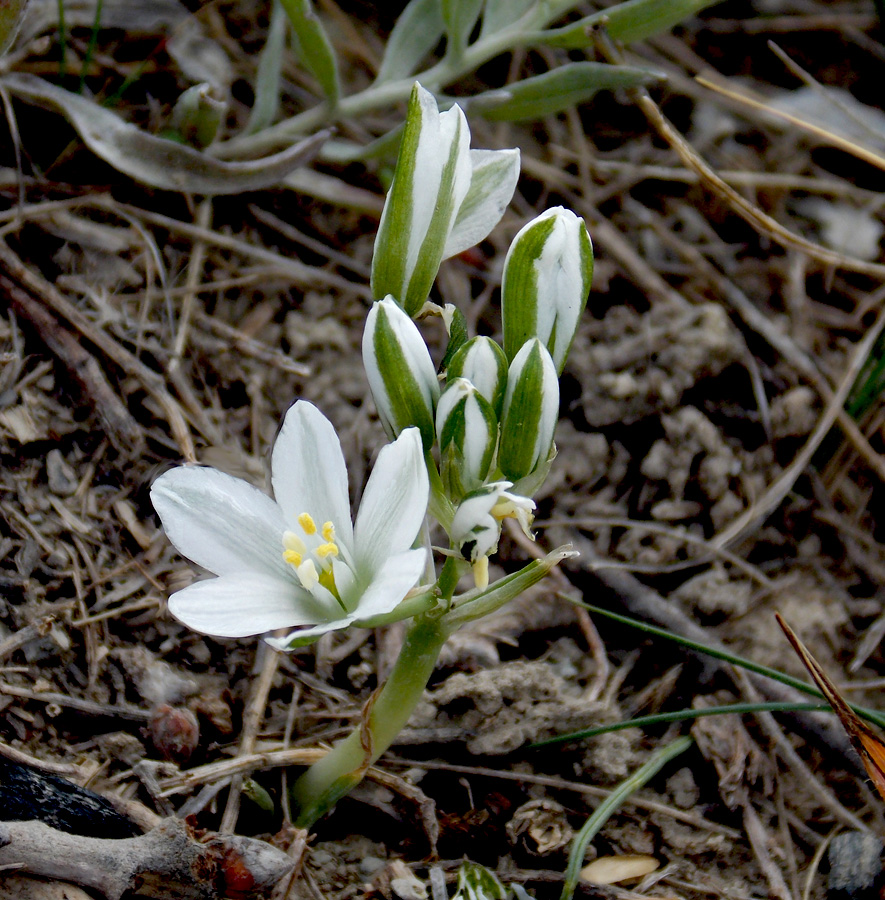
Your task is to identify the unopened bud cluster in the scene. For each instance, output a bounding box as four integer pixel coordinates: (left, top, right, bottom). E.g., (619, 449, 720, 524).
(364, 85, 594, 584)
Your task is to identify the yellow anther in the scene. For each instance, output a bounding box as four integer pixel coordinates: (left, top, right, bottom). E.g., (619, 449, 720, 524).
(472, 556, 490, 590)
(283, 549, 303, 567)
(316, 542, 339, 559)
(322, 521, 335, 542)
(298, 512, 317, 535)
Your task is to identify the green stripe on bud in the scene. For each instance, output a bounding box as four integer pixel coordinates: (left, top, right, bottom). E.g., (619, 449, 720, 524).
(363, 297, 440, 450)
(436, 378, 498, 499)
(502, 207, 593, 374)
(498, 339, 558, 482)
(446, 336, 508, 418)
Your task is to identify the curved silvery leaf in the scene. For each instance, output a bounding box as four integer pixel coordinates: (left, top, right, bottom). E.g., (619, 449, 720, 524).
(436, 378, 497, 498)
(450, 482, 534, 588)
(151, 401, 429, 648)
(498, 339, 558, 482)
(363, 296, 440, 450)
(0, 73, 330, 194)
(502, 207, 593, 374)
(371, 83, 519, 316)
(446, 336, 508, 418)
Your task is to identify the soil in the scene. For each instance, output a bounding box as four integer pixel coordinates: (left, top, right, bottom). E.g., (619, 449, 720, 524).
(2, 1, 885, 899)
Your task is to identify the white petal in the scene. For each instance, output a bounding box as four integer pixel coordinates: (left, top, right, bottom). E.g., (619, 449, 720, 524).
(271, 401, 354, 551)
(167, 572, 337, 637)
(265, 615, 356, 650)
(151, 466, 289, 578)
(443, 148, 520, 259)
(352, 548, 427, 620)
(353, 428, 428, 570)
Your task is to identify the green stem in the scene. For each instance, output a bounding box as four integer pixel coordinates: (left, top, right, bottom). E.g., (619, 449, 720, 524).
(291, 613, 452, 827)
(561, 735, 693, 900)
(211, 0, 585, 159)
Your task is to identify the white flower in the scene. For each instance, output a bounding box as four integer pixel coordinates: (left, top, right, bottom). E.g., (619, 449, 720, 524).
(450, 482, 535, 588)
(151, 401, 430, 648)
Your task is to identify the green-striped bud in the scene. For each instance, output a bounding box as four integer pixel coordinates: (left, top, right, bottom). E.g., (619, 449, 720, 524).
(362, 296, 440, 450)
(502, 207, 593, 374)
(446, 336, 508, 418)
(498, 339, 558, 482)
(436, 378, 497, 499)
(371, 83, 519, 317)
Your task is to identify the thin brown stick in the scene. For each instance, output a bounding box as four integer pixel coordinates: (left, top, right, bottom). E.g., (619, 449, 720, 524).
(219, 644, 281, 833)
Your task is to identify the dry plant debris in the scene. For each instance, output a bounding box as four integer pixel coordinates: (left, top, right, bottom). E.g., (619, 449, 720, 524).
(2, 1, 885, 899)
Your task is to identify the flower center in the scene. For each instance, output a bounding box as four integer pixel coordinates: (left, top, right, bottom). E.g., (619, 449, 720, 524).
(282, 514, 343, 605)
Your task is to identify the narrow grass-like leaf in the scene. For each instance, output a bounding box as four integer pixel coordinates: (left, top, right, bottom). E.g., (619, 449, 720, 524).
(375, 0, 444, 84)
(536, 0, 718, 49)
(1, 73, 330, 194)
(78, 0, 104, 94)
(529, 701, 829, 749)
(575, 599, 885, 730)
(471, 62, 661, 122)
(278, 0, 340, 105)
(561, 736, 693, 900)
(247, 0, 288, 134)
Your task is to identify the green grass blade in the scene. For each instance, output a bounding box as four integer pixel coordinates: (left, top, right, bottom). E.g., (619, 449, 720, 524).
(573, 599, 885, 730)
(561, 735, 693, 900)
(529, 701, 829, 749)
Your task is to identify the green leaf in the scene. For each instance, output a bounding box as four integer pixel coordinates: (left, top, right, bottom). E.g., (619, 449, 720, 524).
(479, 0, 538, 39)
(442, 0, 484, 57)
(472, 61, 662, 122)
(535, 0, 719, 49)
(278, 0, 340, 105)
(247, 0, 288, 134)
(375, 0, 445, 84)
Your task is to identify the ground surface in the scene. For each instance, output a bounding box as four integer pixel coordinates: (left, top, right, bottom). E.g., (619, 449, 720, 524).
(2, 1, 885, 898)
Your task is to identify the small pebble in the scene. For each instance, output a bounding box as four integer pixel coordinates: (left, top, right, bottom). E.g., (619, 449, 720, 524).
(828, 831, 884, 899)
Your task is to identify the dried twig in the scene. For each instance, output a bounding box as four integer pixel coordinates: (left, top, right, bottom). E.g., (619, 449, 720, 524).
(0, 818, 294, 900)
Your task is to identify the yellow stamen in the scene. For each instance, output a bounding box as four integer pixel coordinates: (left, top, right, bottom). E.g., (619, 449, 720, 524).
(322, 521, 335, 542)
(298, 512, 317, 535)
(472, 556, 489, 590)
(283, 549, 303, 567)
(316, 542, 339, 559)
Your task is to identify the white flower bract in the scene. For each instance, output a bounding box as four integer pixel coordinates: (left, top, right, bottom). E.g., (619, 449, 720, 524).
(151, 401, 430, 648)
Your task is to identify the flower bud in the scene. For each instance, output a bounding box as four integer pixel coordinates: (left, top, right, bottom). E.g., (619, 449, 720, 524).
(502, 207, 593, 374)
(436, 378, 497, 498)
(371, 83, 519, 317)
(363, 296, 440, 450)
(446, 336, 508, 417)
(498, 339, 558, 482)
(171, 83, 227, 148)
(451, 482, 534, 588)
